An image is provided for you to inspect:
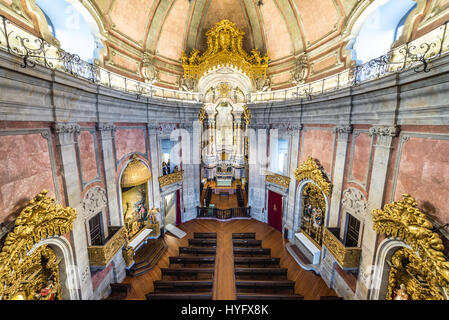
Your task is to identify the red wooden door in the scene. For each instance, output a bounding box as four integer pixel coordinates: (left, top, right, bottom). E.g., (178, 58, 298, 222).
(268, 190, 283, 232)
(176, 190, 182, 225)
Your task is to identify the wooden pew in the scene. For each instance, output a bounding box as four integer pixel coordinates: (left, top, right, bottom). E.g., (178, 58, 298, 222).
(236, 280, 295, 294)
(234, 267, 288, 279)
(194, 232, 217, 239)
(146, 293, 212, 300)
(234, 257, 280, 267)
(237, 293, 304, 300)
(232, 232, 256, 239)
(154, 280, 213, 293)
(179, 247, 216, 256)
(169, 255, 215, 267)
(161, 268, 215, 280)
(233, 247, 271, 256)
(188, 239, 217, 247)
(232, 239, 262, 247)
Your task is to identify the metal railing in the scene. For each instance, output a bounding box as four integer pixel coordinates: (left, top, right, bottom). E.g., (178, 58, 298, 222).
(0, 14, 448, 104)
(197, 206, 251, 220)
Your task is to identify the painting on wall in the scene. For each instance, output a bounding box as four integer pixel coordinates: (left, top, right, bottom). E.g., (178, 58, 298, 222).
(122, 184, 148, 239)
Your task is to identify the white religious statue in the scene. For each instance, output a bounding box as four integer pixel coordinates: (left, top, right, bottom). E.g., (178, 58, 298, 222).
(393, 284, 410, 300)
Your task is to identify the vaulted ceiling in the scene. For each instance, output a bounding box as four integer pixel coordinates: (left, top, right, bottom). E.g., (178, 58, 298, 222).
(87, 0, 359, 88)
(3, 0, 449, 90)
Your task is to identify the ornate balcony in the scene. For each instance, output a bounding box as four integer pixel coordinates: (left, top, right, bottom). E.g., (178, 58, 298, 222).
(88, 226, 128, 268)
(158, 170, 184, 188)
(322, 227, 361, 269)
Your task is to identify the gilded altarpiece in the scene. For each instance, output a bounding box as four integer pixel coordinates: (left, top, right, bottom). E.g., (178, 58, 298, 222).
(0, 191, 77, 300)
(295, 157, 332, 247)
(373, 194, 449, 300)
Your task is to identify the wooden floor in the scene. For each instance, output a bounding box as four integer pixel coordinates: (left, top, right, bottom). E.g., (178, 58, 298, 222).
(122, 219, 336, 300)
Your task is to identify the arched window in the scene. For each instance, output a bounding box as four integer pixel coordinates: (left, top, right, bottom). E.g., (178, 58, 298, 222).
(36, 0, 103, 63)
(350, 0, 416, 65)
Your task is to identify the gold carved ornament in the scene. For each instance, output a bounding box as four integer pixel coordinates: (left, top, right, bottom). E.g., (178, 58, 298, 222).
(294, 156, 332, 197)
(121, 154, 152, 188)
(158, 170, 184, 188)
(372, 194, 449, 299)
(0, 191, 77, 300)
(181, 20, 269, 83)
(243, 104, 251, 125)
(266, 173, 290, 189)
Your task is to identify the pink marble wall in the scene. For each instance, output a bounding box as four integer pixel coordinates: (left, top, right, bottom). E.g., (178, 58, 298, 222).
(78, 131, 98, 183)
(301, 129, 334, 174)
(394, 137, 449, 224)
(114, 128, 146, 161)
(0, 133, 55, 223)
(351, 133, 371, 184)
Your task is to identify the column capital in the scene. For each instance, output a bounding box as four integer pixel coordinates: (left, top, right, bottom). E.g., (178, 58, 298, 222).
(53, 122, 80, 146)
(368, 125, 399, 137)
(334, 125, 353, 141)
(96, 122, 116, 132)
(96, 122, 116, 141)
(369, 125, 400, 148)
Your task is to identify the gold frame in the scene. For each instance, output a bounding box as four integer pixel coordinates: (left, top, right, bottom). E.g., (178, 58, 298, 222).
(0, 191, 77, 300)
(373, 194, 449, 300)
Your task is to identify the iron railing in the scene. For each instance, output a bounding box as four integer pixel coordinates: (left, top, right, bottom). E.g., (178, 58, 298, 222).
(197, 206, 251, 220)
(0, 14, 448, 104)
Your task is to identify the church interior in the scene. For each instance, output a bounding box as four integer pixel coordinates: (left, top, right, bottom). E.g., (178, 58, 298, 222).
(1, 0, 449, 302)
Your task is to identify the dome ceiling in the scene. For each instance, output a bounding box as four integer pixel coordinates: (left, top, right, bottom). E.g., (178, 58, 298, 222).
(85, 0, 357, 89)
(5, 0, 448, 91)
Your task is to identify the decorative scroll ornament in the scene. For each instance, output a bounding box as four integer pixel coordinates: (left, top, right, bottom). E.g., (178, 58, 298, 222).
(294, 157, 332, 197)
(266, 173, 291, 189)
(181, 20, 269, 83)
(291, 55, 309, 85)
(198, 107, 207, 123)
(141, 52, 158, 83)
(158, 170, 184, 188)
(242, 104, 251, 125)
(121, 154, 152, 188)
(372, 194, 449, 298)
(82, 187, 107, 218)
(0, 191, 77, 300)
(342, 187, 367, 219)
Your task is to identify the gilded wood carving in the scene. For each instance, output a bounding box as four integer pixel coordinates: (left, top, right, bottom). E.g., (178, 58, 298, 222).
(0, 190, 77, 300)
(373, 194, 449, 300)
(294, 156, 332, 197)
(182, 20, 269, 82)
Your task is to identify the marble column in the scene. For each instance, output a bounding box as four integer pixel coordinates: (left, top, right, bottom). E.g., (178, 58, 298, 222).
(285, 125, 301, 240)
(181, 123, 200, 222)
(97, 123, 121, 226)
(248, 124, 269, 222)
(53, 122, 93, 300)
(328, 125, 352, 228)
(355, 126, 399, 300)
(148, 124, 162, 212)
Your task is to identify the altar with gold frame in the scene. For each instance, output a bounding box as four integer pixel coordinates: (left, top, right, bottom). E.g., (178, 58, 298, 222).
(372, 194, 449, 300)
(0, 191, 77, 300)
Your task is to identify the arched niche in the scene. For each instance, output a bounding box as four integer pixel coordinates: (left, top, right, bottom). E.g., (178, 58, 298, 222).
(371, 194, 449, 300)
(292, 157, 332, 246)
(118, 154, 159, 241)
(0, 191, 78, 300)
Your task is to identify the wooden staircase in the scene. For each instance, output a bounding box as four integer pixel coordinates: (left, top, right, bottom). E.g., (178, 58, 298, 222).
(127, 238, 168, 277)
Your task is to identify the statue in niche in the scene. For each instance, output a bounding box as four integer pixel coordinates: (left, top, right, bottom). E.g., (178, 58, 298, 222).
(393, 284, 410, 300)
(312, 207, 323, 229)
(34, 279, 57, 301)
